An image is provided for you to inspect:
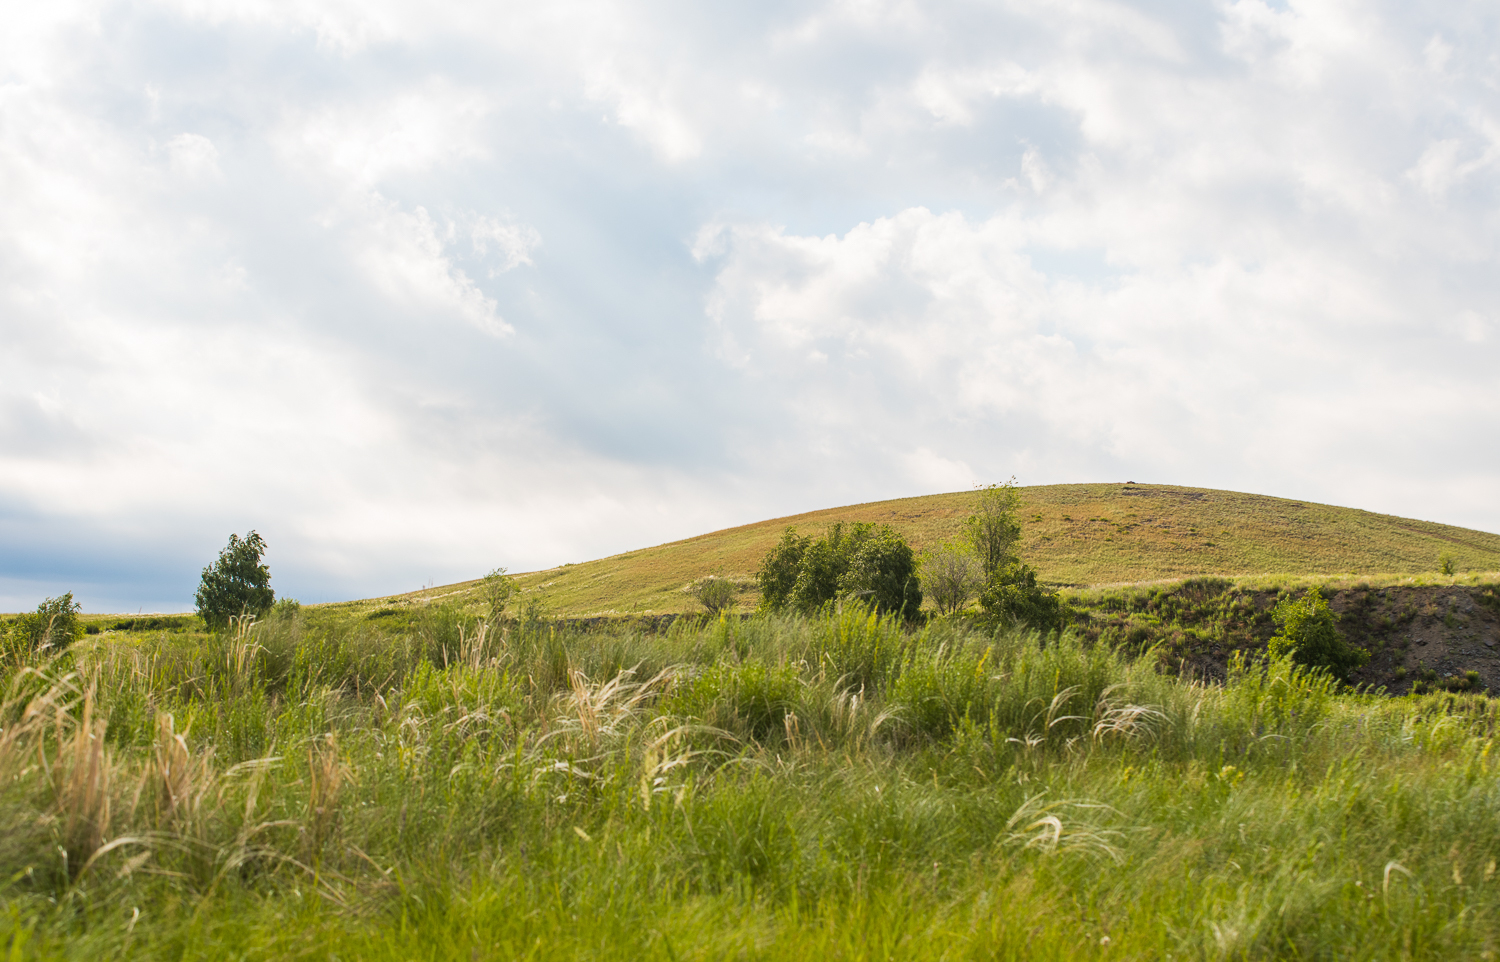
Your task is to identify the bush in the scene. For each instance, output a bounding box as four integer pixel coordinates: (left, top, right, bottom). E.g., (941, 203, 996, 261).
(841, 528, 922, 618)
(756, 528, 810, 611)
(480, 567, 518, 622)
(195, 531, 275, 632)
(691, 576, 738, 614)
(1266, 587, 1368, 682)
(758, 523, 922, 618)
(979, 563, 1067, 632)
(6, 593, 84, 659)
(921, 541, 983, 614)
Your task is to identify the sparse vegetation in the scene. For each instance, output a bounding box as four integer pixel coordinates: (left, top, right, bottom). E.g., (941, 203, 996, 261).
(964, 478, 1022, 579)
(480, 566, 518, 623)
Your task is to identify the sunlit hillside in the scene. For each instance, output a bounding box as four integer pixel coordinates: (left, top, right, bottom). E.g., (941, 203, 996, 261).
(342, 483, 1500, 617)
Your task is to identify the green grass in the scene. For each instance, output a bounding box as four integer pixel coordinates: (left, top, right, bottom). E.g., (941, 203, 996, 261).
(351, 483, 1500, 618)
(6, 606, 1500, 959)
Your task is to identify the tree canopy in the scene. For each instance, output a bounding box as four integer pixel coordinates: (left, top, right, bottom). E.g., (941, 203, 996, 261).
(757, 522, 922, 618)
(196, 530, 275, 631)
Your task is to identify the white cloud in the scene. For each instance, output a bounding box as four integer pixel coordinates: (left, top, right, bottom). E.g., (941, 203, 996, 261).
(699, 194, 1500, 523)
(165, 133, 220, 178)
(5, 0, 1500, 610)
(340, 195, 517, 338)
(275, 81, 493, 188)
(470, 215, 541, 274)
(585, 65, 703, 163)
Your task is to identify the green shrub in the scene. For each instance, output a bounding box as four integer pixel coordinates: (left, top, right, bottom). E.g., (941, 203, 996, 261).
(6, 593, 84, 660)
(841, 528, 922, 618)
(195, 530, 274, 631)
(480, 567, 517, 622)
(756, 528, 810, 610)
(759, 522, 921, 618)
(1266, 587, 1368, 682)
(979, 563, 1067, 632)
(691, 575, 738, 614)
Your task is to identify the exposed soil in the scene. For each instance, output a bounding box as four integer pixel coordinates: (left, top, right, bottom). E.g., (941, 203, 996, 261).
(1075, 581, 1500, 695)
(1336, 584, 1500, 694)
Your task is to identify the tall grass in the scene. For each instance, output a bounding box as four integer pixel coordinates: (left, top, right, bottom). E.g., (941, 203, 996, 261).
(2, 606, 1499, 958)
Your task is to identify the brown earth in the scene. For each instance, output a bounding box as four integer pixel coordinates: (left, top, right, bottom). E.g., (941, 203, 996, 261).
(1082, 582, 1500, 694)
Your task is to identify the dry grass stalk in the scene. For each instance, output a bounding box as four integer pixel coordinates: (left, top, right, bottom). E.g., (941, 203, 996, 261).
(306, 734, 349, 861)
(1003, 794, 1123, 863)
(444, 621, 501, 672)
(550, 667, 675, 752)
(146, 712, 214, 828)
(51, 682, 114, 876)
(1091, 686, 1166, 744)
(225, 615, 263, 692)
(0, 667, 68, 784)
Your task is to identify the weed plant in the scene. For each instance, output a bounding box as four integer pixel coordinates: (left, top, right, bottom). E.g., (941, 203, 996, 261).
(3, 604, 1500, 959)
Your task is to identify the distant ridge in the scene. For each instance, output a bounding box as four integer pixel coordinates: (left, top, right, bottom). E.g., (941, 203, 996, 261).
(362, 483, 1500, 616)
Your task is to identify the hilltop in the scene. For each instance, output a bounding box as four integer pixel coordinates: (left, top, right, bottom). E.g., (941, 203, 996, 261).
(346, 482, 1500, 617)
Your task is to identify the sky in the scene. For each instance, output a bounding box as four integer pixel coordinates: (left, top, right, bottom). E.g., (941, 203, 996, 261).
(3, 0, 1499, 612)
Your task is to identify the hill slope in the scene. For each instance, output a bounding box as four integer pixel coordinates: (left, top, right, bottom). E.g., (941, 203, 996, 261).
(356, 483, 1500, 617)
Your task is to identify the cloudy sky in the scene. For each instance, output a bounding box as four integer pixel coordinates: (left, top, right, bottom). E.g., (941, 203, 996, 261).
(3, 0, 1498, 611)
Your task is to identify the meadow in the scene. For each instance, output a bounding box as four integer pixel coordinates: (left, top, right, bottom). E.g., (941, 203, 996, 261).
(5, 603, 1500, 960)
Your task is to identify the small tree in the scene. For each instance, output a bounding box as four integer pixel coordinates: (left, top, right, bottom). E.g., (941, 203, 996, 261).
(7, 593, 85, 659)
(921, 541, 983, 615)
(196, 531, 274, 632)
(480, 567, 518, 622)
(1266, 587, 1368, 682)
(965, 479, 1022, 580)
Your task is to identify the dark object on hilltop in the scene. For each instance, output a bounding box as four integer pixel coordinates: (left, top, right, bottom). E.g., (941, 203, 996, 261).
(196, 530, 275, 631)
(3, 593, 85, 661)
(757, 521, 922, 618)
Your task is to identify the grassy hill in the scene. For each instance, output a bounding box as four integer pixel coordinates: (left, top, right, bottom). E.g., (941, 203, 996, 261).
(349, 482, 1500, 617)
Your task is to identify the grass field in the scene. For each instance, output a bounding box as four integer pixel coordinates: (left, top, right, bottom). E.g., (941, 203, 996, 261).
(6, 604, 1500, 959)
(349, 483, 1500, 619)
